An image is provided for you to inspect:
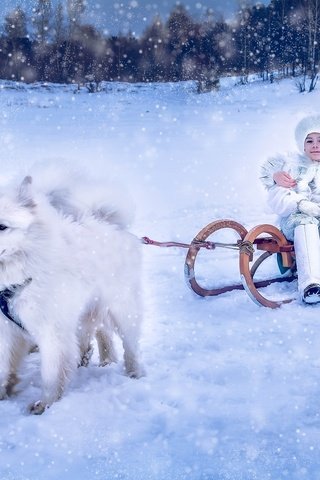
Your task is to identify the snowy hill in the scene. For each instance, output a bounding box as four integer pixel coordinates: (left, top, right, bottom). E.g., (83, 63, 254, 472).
(0, 76, 320, 480)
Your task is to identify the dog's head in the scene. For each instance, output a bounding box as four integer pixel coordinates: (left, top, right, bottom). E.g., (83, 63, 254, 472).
(0, 176, 36, 262)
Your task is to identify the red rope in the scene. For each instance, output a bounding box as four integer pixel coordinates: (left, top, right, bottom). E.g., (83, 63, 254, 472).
(141, 236, 216, 250)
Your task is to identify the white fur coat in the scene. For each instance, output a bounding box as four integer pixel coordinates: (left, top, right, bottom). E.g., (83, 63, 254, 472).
(260, 152, 320, 217)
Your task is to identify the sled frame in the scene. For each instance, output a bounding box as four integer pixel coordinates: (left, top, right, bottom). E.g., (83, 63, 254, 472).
(184, 219, 296, 309)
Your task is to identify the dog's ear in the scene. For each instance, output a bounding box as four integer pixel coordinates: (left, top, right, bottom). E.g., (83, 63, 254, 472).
(18, 176, 36, 209)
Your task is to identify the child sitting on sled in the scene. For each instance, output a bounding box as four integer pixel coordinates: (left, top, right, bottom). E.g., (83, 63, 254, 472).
(260, 115, 320, 304)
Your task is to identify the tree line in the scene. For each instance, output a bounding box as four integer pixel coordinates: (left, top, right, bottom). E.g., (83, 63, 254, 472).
(0, 0, 319, 89)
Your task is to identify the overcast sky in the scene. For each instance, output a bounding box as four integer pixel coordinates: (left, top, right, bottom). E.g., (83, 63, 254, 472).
(2, 1, 270, 36)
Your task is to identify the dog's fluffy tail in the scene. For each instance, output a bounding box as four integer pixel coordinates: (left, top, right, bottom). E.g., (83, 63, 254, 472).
(30, 164, 134, 228)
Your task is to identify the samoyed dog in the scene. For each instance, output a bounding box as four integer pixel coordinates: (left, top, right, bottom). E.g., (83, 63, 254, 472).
(0, 168, 144, 414)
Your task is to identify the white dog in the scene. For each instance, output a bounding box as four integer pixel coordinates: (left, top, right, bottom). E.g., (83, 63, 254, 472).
(0, 171, 144, 414)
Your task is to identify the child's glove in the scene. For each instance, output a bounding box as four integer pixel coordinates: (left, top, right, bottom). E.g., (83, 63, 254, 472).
(298, 199, 320, 217)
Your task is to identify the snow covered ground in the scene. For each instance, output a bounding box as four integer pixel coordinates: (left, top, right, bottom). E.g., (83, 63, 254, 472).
(0, 76, 320, 480)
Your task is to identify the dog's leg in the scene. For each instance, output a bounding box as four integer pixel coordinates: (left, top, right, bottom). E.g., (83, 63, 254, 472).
(79, 342, 93, 367)
(109, 309, 144, 378)
(79, 301, 118, 367)
(122, 333, 145, 379)
(96, 328, 117, 366)
(29, 333, 79, 414)
(0, 323, 14, 399)
(0, 324, 30, 399)
(7, 335, 31, 395)
(78, 322, 94, 367)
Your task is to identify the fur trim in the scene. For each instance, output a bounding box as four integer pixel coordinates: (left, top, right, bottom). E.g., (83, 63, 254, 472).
(260, 155, 285, 189)
(260, 152, 308, 189)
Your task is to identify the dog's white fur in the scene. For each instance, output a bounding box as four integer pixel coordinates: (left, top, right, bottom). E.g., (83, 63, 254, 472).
(0, 172, 144, 414)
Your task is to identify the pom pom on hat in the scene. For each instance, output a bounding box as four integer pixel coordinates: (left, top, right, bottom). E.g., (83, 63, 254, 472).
(295, 115, 320, 153)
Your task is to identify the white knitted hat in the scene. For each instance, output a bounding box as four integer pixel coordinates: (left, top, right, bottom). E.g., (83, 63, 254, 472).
(295, 115, 320, 153)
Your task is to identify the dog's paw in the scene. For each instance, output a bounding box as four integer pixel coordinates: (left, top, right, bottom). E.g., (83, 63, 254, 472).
(126, 363, 146, 379)
(99, 356, 117, 367)
(28, 400, 49, 415)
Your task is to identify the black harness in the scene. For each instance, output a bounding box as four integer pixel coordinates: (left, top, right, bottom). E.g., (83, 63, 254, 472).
(0, 280, 31, 331)
(0, 289, 25, 330)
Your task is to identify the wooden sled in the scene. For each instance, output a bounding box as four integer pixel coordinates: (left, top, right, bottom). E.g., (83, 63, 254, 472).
(184, 219, 296, 309)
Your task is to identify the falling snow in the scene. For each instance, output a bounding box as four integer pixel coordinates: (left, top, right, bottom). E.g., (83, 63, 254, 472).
(0, 76, 320, 479)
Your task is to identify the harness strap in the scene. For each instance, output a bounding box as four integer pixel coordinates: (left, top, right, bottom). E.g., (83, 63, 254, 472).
(0, 289, 25, 330)
(0, 279, 31, 332)
(141, 236, 216, 250)
(142, 236, 242, 251)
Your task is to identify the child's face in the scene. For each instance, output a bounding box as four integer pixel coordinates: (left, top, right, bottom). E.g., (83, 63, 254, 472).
(304, 132, 320, 162)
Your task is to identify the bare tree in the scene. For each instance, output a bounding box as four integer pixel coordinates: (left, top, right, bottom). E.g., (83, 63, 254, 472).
(307, 0, 320, 90)
(53, 1, 65, 46)
(67, 0, 86, 38)
(235, 4, 253, 82)
(32, 0, 52, 45)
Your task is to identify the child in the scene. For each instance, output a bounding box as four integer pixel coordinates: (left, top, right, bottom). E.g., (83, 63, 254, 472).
(260, 115, 320, 303)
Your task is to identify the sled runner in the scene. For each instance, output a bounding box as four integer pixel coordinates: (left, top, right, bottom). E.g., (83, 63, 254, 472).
(143, 220, 297, 309)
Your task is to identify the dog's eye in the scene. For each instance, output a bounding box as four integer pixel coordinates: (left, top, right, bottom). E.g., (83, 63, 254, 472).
(0, 225, 8, 231)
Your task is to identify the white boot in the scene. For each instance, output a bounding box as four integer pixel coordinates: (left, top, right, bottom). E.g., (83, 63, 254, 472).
(294, 223, 320, 303)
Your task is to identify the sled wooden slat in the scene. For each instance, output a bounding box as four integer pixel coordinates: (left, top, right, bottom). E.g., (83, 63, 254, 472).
(239, 224, 295, 308)
(184, 219, 248, 298)
(184, 220, 296, 309)
(254, 237, 294, 253)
